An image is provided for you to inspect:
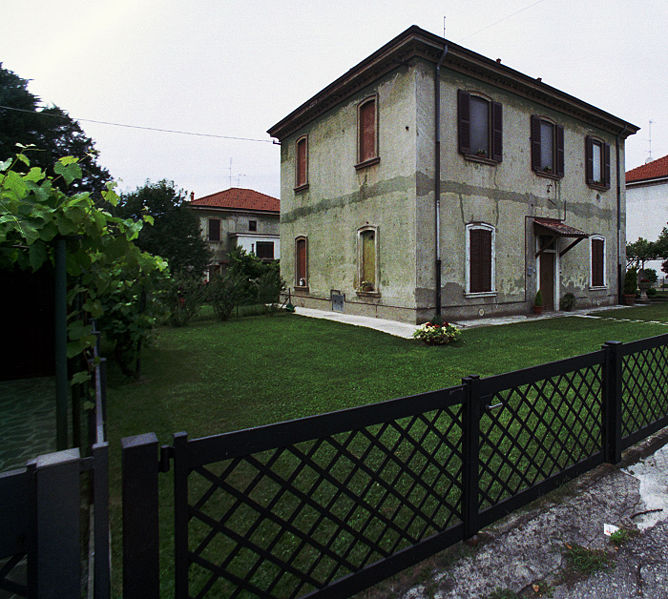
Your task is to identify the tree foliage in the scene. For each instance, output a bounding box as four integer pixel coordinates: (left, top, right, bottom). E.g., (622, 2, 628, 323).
(0, 151, 168, 378)
(117, 179, 212, 276)
(0, 63, 110, 195)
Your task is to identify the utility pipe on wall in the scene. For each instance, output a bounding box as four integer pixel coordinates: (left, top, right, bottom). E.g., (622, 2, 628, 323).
(616, 126, 628, 304)
(434, 40, 448, 318)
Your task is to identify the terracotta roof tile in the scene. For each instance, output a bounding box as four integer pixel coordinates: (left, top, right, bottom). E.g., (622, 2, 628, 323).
(190, 188, 280, 213)
(534, 217, 588, 237)
(626, 154, 668, 183)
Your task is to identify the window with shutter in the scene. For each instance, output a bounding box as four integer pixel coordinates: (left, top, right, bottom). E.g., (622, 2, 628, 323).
(591, 237, 605, 287)
(256, 242, 274, 260)
(585, 136, 611, 190)
(357, 97, 378, 166)
(208, 219, 220, 242)
(295, 136, 308, 190)
(531, 116, 564, 177)
(458, 90, 502, 164)
(296, 237, 307, 287)
(467, 224, 495, 294)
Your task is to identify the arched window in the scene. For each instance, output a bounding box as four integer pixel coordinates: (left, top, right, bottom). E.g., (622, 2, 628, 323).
(295, 237, 308, 288)
(357, 226, 378, 292)
(590, 235, 606, 288)
(357, 97, 378, 166)
(295, 136, 308, 190)
(466, 223, 496, 294)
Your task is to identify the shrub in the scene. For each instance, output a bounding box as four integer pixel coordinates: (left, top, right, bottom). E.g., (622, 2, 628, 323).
(624, 268, 638, 294)
(166, 272, 206, 326)
(534, 289, 543, 307)
(559, 292, 576, 311)
(413, 322, 461, 345)
(208, 273, 244, 321)
(647, 287, 657, 297)
(640, 268, 657, 285)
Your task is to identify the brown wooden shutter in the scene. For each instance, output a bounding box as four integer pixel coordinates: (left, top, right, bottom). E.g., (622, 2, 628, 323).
(592, 239, 604, 286)
(530, 116, 541, 172)
(296, 138, 307, 187)
(470, 228, 492, 292)
(585, 136, 593, 184)
(555, 125, 565, 177)
(492, 102, 503, 162)
(296, 239, 306, 284)
(457, 90, 471, 155)
(359, 100, 376, 162)
(603, 142, 611, 188)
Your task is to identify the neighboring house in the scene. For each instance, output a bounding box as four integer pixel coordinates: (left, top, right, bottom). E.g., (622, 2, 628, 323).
(268, 26, 638, 323)
(188, 188, 280, 278)
(626, 154, 668, 283)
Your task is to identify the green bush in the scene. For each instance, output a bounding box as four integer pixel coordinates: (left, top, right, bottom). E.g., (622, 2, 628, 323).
(624, 268, 638, 295)
(166, 273, 207, 326)
(560, 292, 576, 311)
(534, 289, 544, 307)
(208, 273, 244, 321)
(647, 287, 657, 297)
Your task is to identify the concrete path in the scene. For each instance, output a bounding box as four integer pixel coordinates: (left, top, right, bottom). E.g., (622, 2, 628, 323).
(294, 304, 641, 338)
(359, 429, 668, 599)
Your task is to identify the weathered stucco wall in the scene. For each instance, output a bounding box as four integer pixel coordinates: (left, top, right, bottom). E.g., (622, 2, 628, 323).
(414, 60, 624, 321)
(280, 66, 420, 321)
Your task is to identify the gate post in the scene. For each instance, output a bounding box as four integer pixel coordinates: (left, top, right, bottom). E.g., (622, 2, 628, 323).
(122, 433, 160, 599)
(462, 375, 481, 540)
(92, 442, 110, 599)
(32, 448, 81, 599)
(173, 432, 189, 599)
(602, 341, 623, 464)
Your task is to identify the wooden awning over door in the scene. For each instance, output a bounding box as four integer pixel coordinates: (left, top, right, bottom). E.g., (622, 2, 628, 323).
(534, 217, 589, 257)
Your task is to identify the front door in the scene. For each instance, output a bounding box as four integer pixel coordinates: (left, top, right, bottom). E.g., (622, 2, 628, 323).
(539, 253, 555, 311)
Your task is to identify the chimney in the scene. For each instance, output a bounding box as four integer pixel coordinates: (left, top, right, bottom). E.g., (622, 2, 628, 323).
(190, 191, 195, 202)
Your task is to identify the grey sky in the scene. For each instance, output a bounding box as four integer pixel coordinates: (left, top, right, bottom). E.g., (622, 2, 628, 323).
(2, 0, 665, 199)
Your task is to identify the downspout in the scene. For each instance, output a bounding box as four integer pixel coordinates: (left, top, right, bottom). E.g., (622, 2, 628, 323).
(616, 126, 628, 304)
(434, 40, 448, 318)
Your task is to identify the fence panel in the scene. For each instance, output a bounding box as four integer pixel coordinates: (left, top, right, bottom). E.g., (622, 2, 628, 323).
(0, 468, 30, 597)
(175, 386, 465, 599)
(476, 350, 605, 527)
(621, 333, 668, 447)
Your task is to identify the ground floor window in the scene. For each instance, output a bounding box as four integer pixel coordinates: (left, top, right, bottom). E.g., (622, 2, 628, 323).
(466, 223, 495, 294)
(358, 227, 377, 291)
(296, 237, 308, 287)
(591, 236, 605, 287)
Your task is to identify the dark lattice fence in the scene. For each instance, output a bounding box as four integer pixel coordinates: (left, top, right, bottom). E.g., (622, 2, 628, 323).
(121, 334, 668, 599)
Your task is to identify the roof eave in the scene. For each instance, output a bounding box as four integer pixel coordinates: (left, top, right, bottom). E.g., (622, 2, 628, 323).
(267, 25, 639, 141)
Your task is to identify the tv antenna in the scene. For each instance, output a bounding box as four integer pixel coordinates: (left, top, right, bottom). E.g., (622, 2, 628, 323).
(646, 120, 654, 164)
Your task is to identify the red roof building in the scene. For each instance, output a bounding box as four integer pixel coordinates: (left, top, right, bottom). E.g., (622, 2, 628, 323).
(190, 188, 280, 213)
(188, 188, 280, 276)
(626, 154, 668, 184)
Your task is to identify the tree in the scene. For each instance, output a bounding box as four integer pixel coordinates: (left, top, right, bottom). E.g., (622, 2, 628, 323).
(0, 63, 110, 194)
(0, 151, 168, 378)
(626, 237, 657, 270)
(117, 180, 212, 276)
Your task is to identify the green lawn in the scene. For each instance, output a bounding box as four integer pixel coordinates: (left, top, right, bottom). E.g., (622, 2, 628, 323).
(593, 302, 668, 322)
(105, 307, 668, 597)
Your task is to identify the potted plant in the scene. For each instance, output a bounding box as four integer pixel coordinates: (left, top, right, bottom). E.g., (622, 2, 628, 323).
(360, 280, 374, 292)
(533, 289, 544, 314)
(623, 268, 637, 306)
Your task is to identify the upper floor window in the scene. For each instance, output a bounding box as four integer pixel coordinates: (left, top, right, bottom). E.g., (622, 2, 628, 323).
(585, 136, 610, 190)
(356, 97, 379, 168)
(249, 220, 257, 231)
(458, 90, 502, 163)
(208, 218, 220, 242)
(590, 236, 606, 288)
(466, 223, 495, 295)
(295, 135, 308, 191)
(531, 116, 564, 177)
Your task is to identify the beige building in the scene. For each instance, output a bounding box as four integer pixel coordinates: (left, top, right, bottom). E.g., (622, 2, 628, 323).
(188, 188, 280, 278)
(268, 26, 638, 323)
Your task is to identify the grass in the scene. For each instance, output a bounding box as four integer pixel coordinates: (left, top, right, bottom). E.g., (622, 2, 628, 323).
(563, 543, 614, 576)
(105, 306, 668, 597)
(609, 528, 638, 548)
(592, 300, 668, 322)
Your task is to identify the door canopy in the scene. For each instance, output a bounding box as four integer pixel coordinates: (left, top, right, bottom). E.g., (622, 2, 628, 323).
(533, 217, 589, 257)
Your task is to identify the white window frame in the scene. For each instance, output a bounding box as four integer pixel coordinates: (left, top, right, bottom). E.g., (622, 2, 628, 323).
(465, 222, 496, 297)
(357, 225, 379, 292)
(295, 236, 308, 288)
(590, 235, 607, 289)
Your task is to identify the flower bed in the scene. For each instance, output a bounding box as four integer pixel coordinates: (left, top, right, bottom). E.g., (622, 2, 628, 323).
(413, 321, 462, 345)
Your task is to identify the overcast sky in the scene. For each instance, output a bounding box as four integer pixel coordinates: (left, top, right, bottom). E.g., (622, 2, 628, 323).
(2, 0, 666, 199)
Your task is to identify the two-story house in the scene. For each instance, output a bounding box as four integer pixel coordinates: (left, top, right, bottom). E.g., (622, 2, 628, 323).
(268, 26, 638, 323)
(188, 188, 280, 278)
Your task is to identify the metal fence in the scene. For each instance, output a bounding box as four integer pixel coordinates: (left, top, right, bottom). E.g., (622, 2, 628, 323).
(121, 333, 668, 599)
(0, 357, 109, 599)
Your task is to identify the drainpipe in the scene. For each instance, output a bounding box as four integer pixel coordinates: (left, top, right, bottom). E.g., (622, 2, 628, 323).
(616, 126, 628, 304)
(434, 40, 448, 318)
